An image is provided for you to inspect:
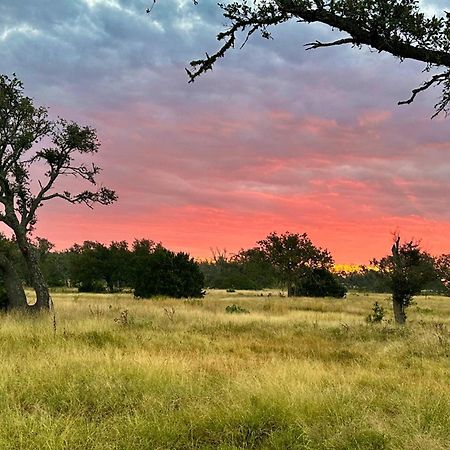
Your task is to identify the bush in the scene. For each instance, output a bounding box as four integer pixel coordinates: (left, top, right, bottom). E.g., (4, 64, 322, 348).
(366, 302, 385, 324)
(225, 304, 250, 314)
(133, 246, 205, 299)
(78, 280, 106, 293)
(293, 268, 347, 298)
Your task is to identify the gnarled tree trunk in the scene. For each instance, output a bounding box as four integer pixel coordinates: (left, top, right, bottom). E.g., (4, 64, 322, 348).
(15, 234, 52, 310)
(0, 253, 28, 310)
(392, 296, 406, 325)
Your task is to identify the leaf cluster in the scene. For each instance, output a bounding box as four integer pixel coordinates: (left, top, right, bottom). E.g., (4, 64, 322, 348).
(0, 74, 116, 234)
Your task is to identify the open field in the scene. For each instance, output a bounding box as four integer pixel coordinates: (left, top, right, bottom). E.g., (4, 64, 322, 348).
(0, 290, 449, 450)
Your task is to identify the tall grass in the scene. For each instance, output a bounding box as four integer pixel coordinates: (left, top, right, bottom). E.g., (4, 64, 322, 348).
(0, 290, 449, 449)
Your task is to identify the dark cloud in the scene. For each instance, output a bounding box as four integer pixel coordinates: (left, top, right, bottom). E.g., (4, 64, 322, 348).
(0, 0, 448, 260)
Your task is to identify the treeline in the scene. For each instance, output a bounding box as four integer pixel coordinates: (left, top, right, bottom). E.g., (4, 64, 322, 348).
(0, 237, 204, 299)
(0, 232, 448, 300)
(336, 263, 449, 295)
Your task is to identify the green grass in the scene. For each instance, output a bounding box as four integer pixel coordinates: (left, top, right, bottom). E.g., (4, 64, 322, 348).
(0, 290, 449, 449)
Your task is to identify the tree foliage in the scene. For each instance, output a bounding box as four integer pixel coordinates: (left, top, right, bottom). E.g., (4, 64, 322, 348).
(133, 244, 205, 298)
(373, 236, 436, 324)
(155, 1, 450, 116)
(200, 247, 277, 289)
(256, 231, 337, 296)
(431, 253, 450, 295)
(293, 267, 347, 298)
(0, 74, 116, 310)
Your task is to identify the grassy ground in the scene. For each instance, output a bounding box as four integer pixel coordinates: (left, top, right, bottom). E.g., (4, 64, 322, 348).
(0, 290, 449, 450)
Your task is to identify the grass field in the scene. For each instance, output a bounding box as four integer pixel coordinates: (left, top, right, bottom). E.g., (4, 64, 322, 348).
(0, 290, 449, 450)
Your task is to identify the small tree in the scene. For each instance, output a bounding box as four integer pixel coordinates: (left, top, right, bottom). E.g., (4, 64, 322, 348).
(374, 236, 436, 324)
(133, 244, 204, 299)
(0, 74, 116, 310)
(294, 267, 347, 298)
(434, 254, 450, 295)
(257, 231, 333, 297)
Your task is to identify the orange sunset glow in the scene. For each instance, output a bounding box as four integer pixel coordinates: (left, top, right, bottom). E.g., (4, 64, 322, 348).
(0, 1, 448, 264)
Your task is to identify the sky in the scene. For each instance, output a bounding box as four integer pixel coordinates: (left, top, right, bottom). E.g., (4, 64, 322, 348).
(0, 0, 449, 263)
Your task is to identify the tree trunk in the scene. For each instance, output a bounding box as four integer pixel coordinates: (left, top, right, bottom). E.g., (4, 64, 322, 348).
(392, 297, 406, 325)
(287, 284, 295, 297)
(15, 235, 51, 310)
(0, 253, 28, 310)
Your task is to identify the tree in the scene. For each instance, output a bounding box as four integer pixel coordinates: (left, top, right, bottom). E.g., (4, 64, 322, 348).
(373, 236, 436, 324)
(69, 241, 110, 292)
(294, 267, 347, 298)
(0, 234, 27, 310)
(337, 265, 389, 293)
(69, 240, 132, 292)
(154, 1, 450, 116)
(199, 247, 277, 290)
(257, 231, 333, 296)
(0, 74, 116, 310)
(133, 243, 204, 298)
(434, 253, 450, 295)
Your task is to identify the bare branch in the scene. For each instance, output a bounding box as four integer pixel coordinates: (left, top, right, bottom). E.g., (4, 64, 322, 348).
(186, 4, 288, 82)
(398, 72, 449, 106)
(304, 38, 355, 50)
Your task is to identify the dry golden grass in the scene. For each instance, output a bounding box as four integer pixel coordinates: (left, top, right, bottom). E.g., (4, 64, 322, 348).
(0, 290, 449, 449)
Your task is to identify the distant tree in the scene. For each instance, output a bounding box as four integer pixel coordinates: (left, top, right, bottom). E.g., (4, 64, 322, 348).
(133, 244, 204, 298)
(69, 241, 109, 292)
(233, 247, 278, 289)
(337, 266, 389, 293)
(374, 236, 436, 324)
(0, 74, 116, 310)
(257, 231, 334, 296)
(31, 238, 68, 288)
(164, 0, 450, 116)
(199, 247, 276, 290)
(69, 241, 132, 293)
(199, 250, 248, 290)
(294, 267, 347, 298)
(434, 253, 450, 295)
(106, 241, 132, 291)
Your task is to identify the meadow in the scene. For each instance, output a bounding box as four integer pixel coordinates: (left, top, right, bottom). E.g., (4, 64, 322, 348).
(0, 290, 449, 450)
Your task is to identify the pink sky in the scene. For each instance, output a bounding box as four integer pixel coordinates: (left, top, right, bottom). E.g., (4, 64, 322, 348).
(0, 1, 448, 263)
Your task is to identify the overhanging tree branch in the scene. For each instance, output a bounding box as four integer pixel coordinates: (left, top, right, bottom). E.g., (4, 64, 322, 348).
(304, 37, 355, 50)
(150, 1, 450, 115)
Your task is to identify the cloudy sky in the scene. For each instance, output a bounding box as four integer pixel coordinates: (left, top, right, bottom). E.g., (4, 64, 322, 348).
(0, 0, 449, 263)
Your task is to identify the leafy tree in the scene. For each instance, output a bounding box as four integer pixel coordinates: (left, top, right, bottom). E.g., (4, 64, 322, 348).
(154, 1, 450, 116)
(133, 244, 204, 298)
(434, 253, 450, 295)
(257, 231, 333, 296)
(373, 236, 436, 324)
(106, 241, 132, 291)
(233, 247, 278, 288)
(69, 241, 110, 292)
(337, 266, 389, 293)
(199, 247, 276, 289)
(199, 254, 249, 289)
(33, 238, 70, 288)
(293, 267, 347, 298)
(0, 74, 116, 310)
(69, 241, 131, 292)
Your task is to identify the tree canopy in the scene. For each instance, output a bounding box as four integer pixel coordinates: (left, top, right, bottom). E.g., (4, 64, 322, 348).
(155, 0, 450, 116)
(373, 235, 436, 324)
(257, 231, 336, 296)
(0, 74, 116, 310)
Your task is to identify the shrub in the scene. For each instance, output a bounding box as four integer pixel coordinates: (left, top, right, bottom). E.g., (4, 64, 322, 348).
(133, 246, 205, 299)
(366, 302, 385, 324)
(293, 268, 347, 298)
(225, 304, 249, 314)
